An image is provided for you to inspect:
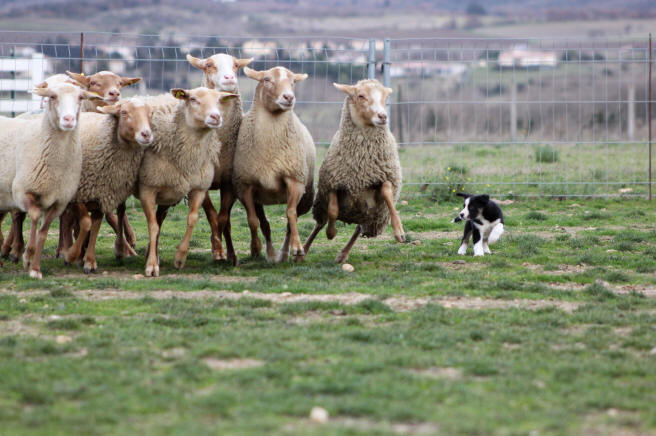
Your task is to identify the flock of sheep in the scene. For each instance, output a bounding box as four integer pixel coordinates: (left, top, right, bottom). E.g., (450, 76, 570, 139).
(0, 53, 405, 279)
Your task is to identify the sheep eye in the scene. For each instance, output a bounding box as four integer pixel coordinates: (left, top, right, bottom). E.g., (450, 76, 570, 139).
(90, 81, 96, 86)
(263, 77, 271, 82)
(50, 95, 57, 100)
(120, 110, 128, 116)
(358, 94, 366, 100)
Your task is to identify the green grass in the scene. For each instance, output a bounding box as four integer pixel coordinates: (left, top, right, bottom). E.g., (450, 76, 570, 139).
(1, 196, 656, 435)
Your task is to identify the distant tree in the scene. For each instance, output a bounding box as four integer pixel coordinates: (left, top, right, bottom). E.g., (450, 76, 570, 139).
(466, 3, 486, 16)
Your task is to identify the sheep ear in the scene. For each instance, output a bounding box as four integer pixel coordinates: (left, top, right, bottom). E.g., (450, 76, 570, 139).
(120, 77, 141, 87)
(333, 83, 355, 96)
(385, 87, 393, 94)
(83, 91, 102, 101)
(219, 92, 239, 102)
(32, 87, 52, 97)
(66, 71, 90, 87)
(171, 88, 188, 100)
(97, 103, 120, 115)
(293, 73, 308, 82)
(243, 67, 264, 81)
(477, 194, 490, 204)
(235, 57, 253, 69)
(186, 54, 207, 70)
(456, 193, 472, 198)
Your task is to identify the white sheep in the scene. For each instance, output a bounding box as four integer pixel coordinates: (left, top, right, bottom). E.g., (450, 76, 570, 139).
(137, 87, 237, 277)
(232, 66, 315, 263)
(187, 53, 252, 265)
(0, 83, 100, 278)
(60, 97, 155, 273)
(303, 79, 405, 263)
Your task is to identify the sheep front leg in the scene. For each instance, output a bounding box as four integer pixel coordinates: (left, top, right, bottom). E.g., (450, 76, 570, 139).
(114, 203, 137, 259)
(300, 220, 326, 261)
(56, 208, 75, 259)
(326, 191, 339, 240)
(335, 225, 362, 264)
(284, 177, 305, 261)
(174, 189, 206, 270)
(255, 203, 276, 262)
(140, 189, 161, 277)
(64, 203, 92, 266)
(241, 186, 262, 258)
(218, 186, 238, 266)
(0, 212, 11, 259)
(380, 181, 405, 243)
(22, 194, 41, 272)
(5, 210, 26, 263)
(202, 192, 224, 261)
(105, 212, 136, 249)
(28, 204, 59, 279)
(82, 211, 103, 274)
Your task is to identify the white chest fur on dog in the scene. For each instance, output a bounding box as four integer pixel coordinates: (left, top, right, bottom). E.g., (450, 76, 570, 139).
(453, 194, 505, 256)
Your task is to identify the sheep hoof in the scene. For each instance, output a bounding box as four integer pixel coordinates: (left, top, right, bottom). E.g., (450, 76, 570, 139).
(173, 253, 184, 269)
(228, 254, 239, 267)
(395, 233, 406, 243)
(275, 251, 289, 263)
(1, 251, 9, 259)
(335, 253, 349, 264)
(28, 269, 42, 280)
(9, 254, 19, 264)
(145, 264, 159, 277)
(213, 251, 227, 262)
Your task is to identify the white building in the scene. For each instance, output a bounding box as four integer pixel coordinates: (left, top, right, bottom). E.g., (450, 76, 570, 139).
(0, 50, 52, 114)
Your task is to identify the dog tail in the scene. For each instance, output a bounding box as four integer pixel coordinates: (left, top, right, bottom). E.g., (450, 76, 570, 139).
(488, 223, 504, 244)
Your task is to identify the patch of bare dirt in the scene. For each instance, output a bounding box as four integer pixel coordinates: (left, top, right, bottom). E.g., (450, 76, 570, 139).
(408, 367, 462, 380)
(202, 358, 263, 370)
(2, 289, 582, 312)
(51, 271, 257, 283)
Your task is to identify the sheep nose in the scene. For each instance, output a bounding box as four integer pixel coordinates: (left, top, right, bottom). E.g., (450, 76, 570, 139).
(140, 130, 152, 141)
(377, 113, 387, 123)
(108, 89, 120, 98)
(224, 74, 234, 80)
(209, 113, 221, 123)
(62, 115, 75, 123)
(282, 93, 294, 103)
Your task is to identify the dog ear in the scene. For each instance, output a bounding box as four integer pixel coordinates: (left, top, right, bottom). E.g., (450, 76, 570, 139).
(476, 194, 490, 204)
(456, 193, 472, 198)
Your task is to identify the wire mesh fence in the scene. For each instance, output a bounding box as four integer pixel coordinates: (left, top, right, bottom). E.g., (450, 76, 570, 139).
(0, 31, 653, 198)
(386, 37, 655, 198)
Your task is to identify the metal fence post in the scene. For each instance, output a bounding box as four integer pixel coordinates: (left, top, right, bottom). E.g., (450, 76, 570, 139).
(383, 38, 391, 115)
(367, 38, 376, 79)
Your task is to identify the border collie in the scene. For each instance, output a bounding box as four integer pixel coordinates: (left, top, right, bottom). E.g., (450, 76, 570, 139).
(452, 193, 504, 256)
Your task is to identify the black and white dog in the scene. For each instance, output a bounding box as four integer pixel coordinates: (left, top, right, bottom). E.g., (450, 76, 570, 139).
(452, 193, 504, 256)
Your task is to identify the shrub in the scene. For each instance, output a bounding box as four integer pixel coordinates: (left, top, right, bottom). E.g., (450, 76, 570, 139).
(430, 165, 469, 203)
(535, 145, 559, 163)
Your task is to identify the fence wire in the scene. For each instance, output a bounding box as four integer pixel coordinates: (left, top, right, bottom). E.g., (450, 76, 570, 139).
(0, 31, 653, 198)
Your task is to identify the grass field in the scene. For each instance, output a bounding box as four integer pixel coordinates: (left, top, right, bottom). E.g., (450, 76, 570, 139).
(1, 192, 656, 435)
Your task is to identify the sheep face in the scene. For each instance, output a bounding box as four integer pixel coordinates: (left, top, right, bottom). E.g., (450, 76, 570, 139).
(334, 80, 393, 128)
(187, 54, 253, 93)
(67, 71, 141, 105)
(244, 66, 308, 113)
(98, 98, 155, 147)
(170, 87, 238, 129)
(33, 83, 101, 131)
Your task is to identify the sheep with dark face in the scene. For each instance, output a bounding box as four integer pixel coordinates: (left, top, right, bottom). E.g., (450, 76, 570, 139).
(232, 66, 315, 263)
(303, 79, 405, 263)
